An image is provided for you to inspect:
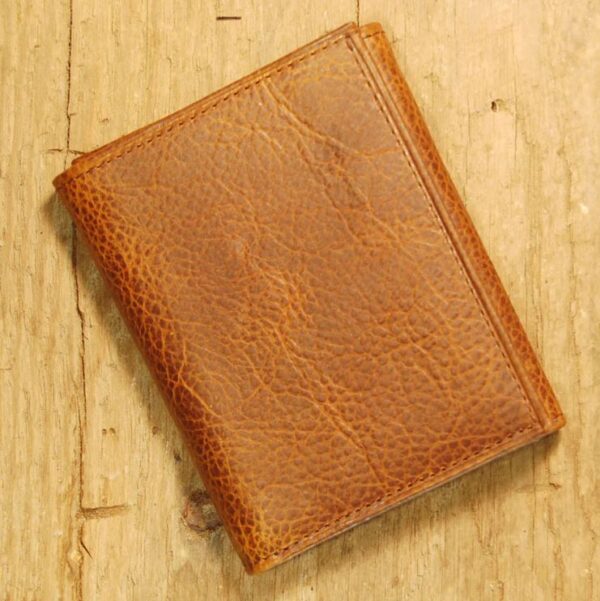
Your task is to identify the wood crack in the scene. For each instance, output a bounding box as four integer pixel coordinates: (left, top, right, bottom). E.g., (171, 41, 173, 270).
(80, 505, 131, 520)
(62, 1, 86, 599)
(64, 0, 73, 158)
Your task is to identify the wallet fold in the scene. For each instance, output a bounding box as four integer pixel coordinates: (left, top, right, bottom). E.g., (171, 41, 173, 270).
(54, 22, 565, 573)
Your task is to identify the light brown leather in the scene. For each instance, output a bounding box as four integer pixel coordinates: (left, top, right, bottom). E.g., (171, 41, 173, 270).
(54, 22, 565, 573)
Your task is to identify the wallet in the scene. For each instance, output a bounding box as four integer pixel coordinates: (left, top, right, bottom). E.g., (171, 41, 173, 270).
(53, 22, 565, 573)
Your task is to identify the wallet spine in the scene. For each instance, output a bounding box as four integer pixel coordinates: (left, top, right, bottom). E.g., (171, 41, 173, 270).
(354, 24, 565, 433)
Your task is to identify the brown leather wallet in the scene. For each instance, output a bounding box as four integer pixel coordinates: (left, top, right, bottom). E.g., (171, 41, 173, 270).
(54, 22, 565, 573)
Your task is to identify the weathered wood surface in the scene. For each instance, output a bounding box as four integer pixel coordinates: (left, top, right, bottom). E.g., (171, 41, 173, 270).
(1, 1, 598, 599)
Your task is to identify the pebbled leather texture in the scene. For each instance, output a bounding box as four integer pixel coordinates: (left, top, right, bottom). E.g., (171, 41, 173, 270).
(54, 22, 565, 573)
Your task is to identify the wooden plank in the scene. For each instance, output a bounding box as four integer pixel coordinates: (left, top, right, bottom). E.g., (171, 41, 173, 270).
(0, 1, 81, 599)
(3, 0, 599, 599)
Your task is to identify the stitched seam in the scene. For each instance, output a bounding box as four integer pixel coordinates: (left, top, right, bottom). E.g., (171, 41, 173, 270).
(59, 29, 540, 565)
(362, 30, 384, 40)
(255, 424, 535, 565)
(359, 31, 383, 40)
(55, 34, 351, 188)
(57, 33, 386, 191)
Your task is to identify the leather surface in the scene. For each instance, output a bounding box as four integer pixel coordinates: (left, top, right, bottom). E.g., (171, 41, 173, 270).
(54, 22, 565, 573)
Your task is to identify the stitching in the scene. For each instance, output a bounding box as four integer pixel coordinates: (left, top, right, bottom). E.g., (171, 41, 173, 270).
(59, 28, 541, 564)
(361, 31, 383, 40)
(260, 424, 534, 564)
(359, 31, 383, 40)
(56, 33, 387, 191)
(55, 34, 350, 188)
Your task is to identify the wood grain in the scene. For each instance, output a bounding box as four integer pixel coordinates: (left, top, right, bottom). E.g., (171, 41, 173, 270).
(1, 1, 598, 599)
(1, 1, 81, 599)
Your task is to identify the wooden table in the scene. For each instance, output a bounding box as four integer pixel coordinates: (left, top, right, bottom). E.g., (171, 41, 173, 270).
(2, 1, 598, 599)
